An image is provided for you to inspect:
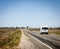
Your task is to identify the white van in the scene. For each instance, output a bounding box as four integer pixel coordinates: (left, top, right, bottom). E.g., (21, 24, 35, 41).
(40, 26, 48, 34)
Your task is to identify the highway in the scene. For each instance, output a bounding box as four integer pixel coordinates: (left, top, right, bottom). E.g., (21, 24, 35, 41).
(23, 29, 60, 49)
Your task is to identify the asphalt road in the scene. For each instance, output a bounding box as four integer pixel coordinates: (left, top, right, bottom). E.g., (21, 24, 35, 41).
(23, 29, 60, 49)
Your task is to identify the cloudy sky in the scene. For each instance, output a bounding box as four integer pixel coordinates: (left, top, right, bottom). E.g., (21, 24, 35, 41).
(0, 0, 60, 27)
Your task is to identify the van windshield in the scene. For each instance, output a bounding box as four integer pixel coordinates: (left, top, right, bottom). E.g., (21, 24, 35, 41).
(42, 27, 48, 29)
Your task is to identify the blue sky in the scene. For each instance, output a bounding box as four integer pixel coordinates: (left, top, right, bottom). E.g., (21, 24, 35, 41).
(0, 0, 60, 27)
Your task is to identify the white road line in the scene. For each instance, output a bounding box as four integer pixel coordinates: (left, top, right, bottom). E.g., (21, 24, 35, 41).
(22, 29, 53, 49)
(30, 33, 53, 49)
(39, 40, 53, 49)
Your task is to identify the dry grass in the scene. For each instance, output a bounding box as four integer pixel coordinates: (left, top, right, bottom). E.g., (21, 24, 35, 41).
(49, 28, 60, 35)
(0, 28, 22, 49)
(29, 28, 40, 31)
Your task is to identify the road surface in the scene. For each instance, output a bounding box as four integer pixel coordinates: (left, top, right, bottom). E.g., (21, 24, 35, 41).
(18, 30, 39, 49)
(23, 29, 60, 49)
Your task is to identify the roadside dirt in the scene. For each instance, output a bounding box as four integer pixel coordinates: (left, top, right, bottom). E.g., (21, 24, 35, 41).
(18, 31, 39, 49)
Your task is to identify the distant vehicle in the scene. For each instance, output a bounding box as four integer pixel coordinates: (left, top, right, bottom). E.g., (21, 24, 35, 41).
(40, 26, 48, 34)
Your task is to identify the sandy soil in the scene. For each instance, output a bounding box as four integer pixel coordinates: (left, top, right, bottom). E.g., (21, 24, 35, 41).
(18, 31, 39, 49)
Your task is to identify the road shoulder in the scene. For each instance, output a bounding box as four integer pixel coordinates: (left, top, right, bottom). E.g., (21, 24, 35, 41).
(18, 30, 39, 49)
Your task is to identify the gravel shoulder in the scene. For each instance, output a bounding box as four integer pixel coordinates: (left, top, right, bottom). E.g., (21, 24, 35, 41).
(18, 30, 39, 49)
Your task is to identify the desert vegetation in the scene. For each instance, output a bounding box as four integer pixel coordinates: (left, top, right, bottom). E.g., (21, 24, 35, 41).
(49, 28, 60, 35)
(29, 28, 40, 31)
(0, 27, 22, 49)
